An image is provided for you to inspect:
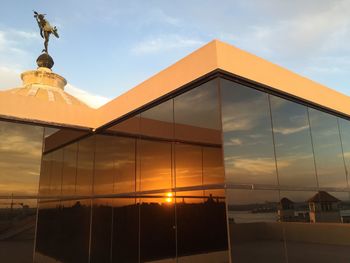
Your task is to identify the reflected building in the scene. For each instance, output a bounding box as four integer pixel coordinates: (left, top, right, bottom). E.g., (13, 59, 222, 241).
(1, 40, 350, 262)
(308, 191, 341, 223)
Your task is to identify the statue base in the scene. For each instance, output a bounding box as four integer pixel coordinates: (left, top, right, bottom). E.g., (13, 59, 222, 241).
(36, 53, 54, 69)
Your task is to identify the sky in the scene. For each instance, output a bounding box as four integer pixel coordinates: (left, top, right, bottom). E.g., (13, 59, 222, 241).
(0, 0, 349, 108)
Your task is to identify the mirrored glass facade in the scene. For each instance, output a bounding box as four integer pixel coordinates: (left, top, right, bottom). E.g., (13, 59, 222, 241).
(27, 75, 350, 262)
(221, 78, 350, 263)
(34, 79, 229, 262)
(0, 121, 43, 262)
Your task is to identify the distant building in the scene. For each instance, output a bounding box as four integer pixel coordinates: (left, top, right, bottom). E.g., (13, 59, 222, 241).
(278, 197, 295, 222)
(308, 191, 341, 223)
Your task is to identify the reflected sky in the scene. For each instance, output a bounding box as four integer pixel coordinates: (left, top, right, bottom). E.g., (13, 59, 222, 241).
(139, 139, 172, 191)
(174, 79, 220, 131)
(0, 121, 43, 195)
(270, 95, 317, 187)
(221, 79, 277, 186)
(308, 108, 347, 188)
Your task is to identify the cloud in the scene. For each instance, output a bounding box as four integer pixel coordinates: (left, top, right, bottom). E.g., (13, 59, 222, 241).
(0, 28, 38, 85)
(65, 83, 111, 108)
(0, 66, 21, 90)
(0, 28, 38, 54)
(225, 157, 289, 176)
(131, 34, 204, 55)
(227, 138, 243, 146)
(273, 125, 309, 135)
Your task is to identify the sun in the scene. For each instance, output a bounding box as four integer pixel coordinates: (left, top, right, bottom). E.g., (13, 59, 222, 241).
(165, 192, 173, 203)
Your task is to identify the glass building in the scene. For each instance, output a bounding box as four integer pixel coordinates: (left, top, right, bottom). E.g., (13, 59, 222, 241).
(1, 40, 350, 262)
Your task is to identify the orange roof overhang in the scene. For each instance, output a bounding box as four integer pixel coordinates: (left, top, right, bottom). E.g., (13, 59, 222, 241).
(95, 40, 350, 129)
(1, 40, 349, 130)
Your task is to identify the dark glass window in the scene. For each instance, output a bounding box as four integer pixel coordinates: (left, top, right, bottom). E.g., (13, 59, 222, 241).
(39, 153, 53, 197)
(107, 115, 140, 136)
(0, 121, 43, 196)
(113, 137, 136, 194)
(93, 135, 116, 195)
(203, 146, 225, 186)
(76, 136, 95, 196)
(111, 137, 138, 263)
(90, 198, 113, 263)
(338, 118, 350, 188)
(308, 108, 347, 188)
(176, 190, 228, 262)
(270, 95, 317, 187)
(140, 99, 174, 140)
(221, 79, 278, 186)
(175, 143, 202, 188)
(60, 199, 91, 263)
(35, 200, 63, 261)
(139, 139, 172, 192)
(61, 143, 78, 196)
(112, 197, 139, 263)
(49, 149, 63, 197)
(139, 139, 175, 262)
(174, 79, 221, 144)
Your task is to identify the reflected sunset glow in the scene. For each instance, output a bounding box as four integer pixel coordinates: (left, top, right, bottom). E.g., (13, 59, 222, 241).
(165, 192, 173, 203)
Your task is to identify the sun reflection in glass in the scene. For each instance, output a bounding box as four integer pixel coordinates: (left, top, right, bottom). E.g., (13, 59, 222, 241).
(165, 192, 173, 203)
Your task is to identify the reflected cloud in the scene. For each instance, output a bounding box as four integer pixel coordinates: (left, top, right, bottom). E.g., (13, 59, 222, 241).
(226, 138, 243, 146)
(225, 157, 289, 175)
(0, 121, 43, 195)
(274, 124, 309, 135)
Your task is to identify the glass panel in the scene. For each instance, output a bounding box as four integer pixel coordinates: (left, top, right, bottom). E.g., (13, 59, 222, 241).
(90, 198, 113, 263)
(139, 139, 175, 262)
(281, 190, 350, 263)
(227, 189, 286, 263)
(270, 95, 317, 188)
(111, 136, 138, 262)
(94, 135, 115, 195)
(140, 193, 176, 262)
(308, 108, 347, 188)
(203, 146, 225, 186)
(76, 136, 95, 196)
(338, 118, 350, 188)
(176, 190, 228, 262)
(107, 115, 140, 136)
(112, 197, 139, 263)
(43, 128, 88, 153)
(113, 137, 136, 194)
(140, 99, 174, 140)
(39, 152, 53, 197)
(0, 121, 43, 195)
(60, 199, 91, 263)
(0, 121, 44, 262)
(61, 143, 78, 196)
(140, 139, 172, 192)
(174, 79, 221, 144)
(175, 143, 202, 188)
(221, 79, 278, 186)
(49, 149, 63, 197)
(34, 200, 63, 261)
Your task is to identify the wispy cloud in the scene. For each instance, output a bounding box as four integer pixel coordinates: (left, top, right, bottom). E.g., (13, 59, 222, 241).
(225, 157, 289, 175)
(274, 125, 309, 135)
(0, 66, 21, 90)
(131, 34, 204, 55)
(65, 83, 111, 109)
